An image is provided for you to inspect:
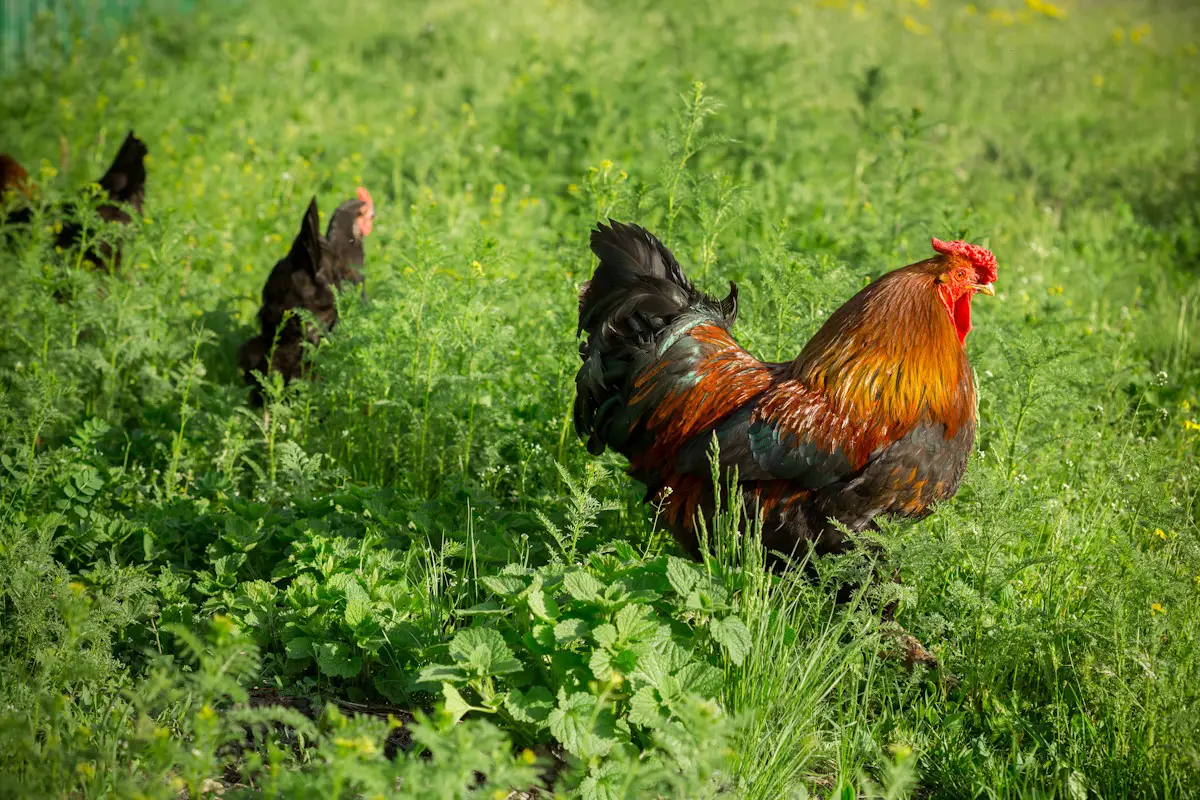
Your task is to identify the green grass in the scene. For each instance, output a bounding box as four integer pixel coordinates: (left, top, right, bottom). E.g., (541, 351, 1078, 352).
(1, 0, 1198, 796)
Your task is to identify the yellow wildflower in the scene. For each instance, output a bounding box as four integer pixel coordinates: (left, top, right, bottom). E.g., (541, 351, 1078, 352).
(567, 183, 579, 194)
(1112, 27, 1125, 45)
(1130, 23, 1151, 44)
(600, 159, 613, 170)
(903, 16, 930, 36)
(1026, 0, 1066, 19)
(1183, 419, 1200, 432)
(1151, 603, 1166, 614)
(1092, 74, 1104, 88)
(1153, 529, 1166, 540)
(1048, 285, 1064, 296)
(521, 748, 537, 765)
(988, 8, 1014, 26)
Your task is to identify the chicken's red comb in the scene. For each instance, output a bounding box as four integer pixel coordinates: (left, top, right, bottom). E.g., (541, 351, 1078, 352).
(355, 186, 375, 237)
(931, 237, 997, 282)
(356, 186, 375, 217)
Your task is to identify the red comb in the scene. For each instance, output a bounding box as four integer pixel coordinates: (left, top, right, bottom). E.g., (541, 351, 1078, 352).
(931, 237, 997, 283)
(354, 186, 375, 237)
(356, 186, 374, 216)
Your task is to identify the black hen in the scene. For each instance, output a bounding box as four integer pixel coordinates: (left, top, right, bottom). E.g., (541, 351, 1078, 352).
(1, 131, 148, 269)
(239, 189, 375, 404)
(239, 198, 334, 404)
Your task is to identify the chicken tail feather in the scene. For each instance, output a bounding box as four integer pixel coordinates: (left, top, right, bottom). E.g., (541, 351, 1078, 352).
(574, 220, 737, 454)
(290, 197, 324, 280)
(97, 131, 148, 212)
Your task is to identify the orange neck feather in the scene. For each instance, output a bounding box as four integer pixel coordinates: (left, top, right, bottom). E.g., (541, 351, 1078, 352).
(790, 260, 975, 440)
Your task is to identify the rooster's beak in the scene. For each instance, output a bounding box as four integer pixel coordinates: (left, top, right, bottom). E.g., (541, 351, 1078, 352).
(971, 283, 995, 296)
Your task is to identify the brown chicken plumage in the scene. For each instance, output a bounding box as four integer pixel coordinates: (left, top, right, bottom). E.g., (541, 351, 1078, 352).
(0, 154, 34, 201)
(575, 221, 998, 565)
(323, 186, 375, 292)
(239, 189, 375, 404)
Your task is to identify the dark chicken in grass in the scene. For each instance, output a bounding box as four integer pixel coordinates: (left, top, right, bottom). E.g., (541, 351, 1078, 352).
(0, 154, 35, 201)
(1, 131, 147, 269)
(575, 221, 997, 568)
(240, 189, 375, 404)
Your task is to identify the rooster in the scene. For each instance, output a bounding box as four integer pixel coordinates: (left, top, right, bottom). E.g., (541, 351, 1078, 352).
(240, 189, 375, 404)
(575, 221, 996, 565)
(1, 131, 147, 269)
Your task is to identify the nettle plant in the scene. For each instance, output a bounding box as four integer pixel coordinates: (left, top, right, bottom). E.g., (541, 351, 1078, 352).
(415, 550, 743, 792)
(412, 462, 752, 787)
(195, 487, 451, 702)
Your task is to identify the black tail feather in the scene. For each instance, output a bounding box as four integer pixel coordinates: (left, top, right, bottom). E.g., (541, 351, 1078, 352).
(97, 131, 147, 212)
(573, 220, 738, 453)
(578, 220, 695, 337)
(291, 197, 324, 280)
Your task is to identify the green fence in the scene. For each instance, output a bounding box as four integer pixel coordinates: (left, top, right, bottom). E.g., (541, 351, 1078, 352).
(0, 0, 183, 72)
